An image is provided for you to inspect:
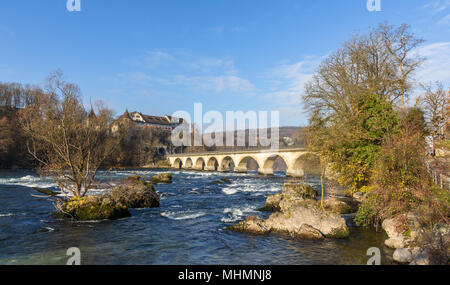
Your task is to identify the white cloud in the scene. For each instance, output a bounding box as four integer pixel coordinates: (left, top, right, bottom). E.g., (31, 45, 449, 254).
(120, 51, 255, 95)
(423, 0, 450, 13)
(265, 59, 318, 103)
(261, 57, 322, 125)
(407, 42, 450, 103)
(413, 42, 450, 85)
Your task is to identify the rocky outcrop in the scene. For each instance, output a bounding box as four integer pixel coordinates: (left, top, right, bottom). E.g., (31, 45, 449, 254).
(294, 224, 325, 240)
(393, 248, 413, 263)
(278, 182, 317, 212)
(229, 182, 350, 239)
(384, 215, 449, 265)
(220, 178, 231, 184)
(151, 173, 173, 184)
(258, 193, 282, 212)
(392, 247, 433, 265)
(264, 204, 349, 238)
(324, 196, 358, 214)
(409, 248, 432, 265)
(52, 196, 131, 221)
(110, 176, 160, 208)
(382, 214, 420, 249)
(211, 178, 232, 185)
(227, 216, 269, 234)
(52, 175, 160, 221)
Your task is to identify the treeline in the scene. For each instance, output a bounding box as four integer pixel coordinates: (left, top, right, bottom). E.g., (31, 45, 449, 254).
(0, 74, 171, 169)
(0, 83, 43, 168)
(302, 24, 449, 228)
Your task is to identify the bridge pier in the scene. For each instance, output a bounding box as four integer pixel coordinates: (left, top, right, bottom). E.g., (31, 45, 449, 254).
(258, 168, 274, 176)
(286, 168, 304, 178)
(217, 166, 229, 173)
(205, 165, 217, 171)
(192, 166, 204, 171)
(234, 167, 248, 173)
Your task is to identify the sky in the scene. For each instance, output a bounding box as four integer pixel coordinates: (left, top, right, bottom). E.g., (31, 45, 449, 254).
(0, 0, 449, 127)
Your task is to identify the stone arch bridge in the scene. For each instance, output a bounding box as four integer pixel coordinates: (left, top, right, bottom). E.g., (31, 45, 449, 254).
(167, 148, 318, 178)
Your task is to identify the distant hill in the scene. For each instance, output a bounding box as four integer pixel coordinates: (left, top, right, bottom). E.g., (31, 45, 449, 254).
(183, 126, 307, 154)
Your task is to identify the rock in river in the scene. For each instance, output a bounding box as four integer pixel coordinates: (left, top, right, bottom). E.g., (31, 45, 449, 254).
(229, 181, 350, 239)
(324, 196, 358, 214)
(110, 175, 160, 208)
(151, 173, 173, 184)
(52, 196, 131, 221)
(52, 175, 160, 221)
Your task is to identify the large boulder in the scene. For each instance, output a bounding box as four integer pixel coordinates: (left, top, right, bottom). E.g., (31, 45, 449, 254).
(294, 224, 325, 240)
(227, 216, 269, 235)
(409, 248, 431, 265)
(53, 196, 130, 221)
(382, 214, 420, 249)
(220, 178, 231, 184)
(265, 204, 349, 238)
(393, 248, 413, 264)
(110, 175, 160, 208)
(258, 193, 282, 212)
(279, 182, 317, 212)
(229, 182, 349, 240)
(324, 196, 358, 214)
(151, 173, 173, 184)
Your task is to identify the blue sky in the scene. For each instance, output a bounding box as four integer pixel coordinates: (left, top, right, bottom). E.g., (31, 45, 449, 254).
(1, 0, 449, 127)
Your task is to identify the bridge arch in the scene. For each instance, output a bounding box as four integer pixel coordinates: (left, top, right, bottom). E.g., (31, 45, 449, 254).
(290, 153, 321, 178)
(173, 158, 183, 169)
(184, 158, 193, 169)
(260, 154, 288, 175)
(206, 157, 219, 171)
(195, 157, 206, 170)
(220, 156, 235, 172)
(236, 156, 260, 173)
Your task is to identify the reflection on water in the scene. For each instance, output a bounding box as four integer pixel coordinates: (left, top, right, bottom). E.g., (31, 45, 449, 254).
(0, 170, 393, 265)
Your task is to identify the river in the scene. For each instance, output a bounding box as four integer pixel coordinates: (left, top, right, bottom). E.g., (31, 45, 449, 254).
(0, 169, 393, 265)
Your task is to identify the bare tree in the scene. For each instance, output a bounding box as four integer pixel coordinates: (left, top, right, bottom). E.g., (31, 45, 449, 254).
(419, 81, 449, 152)
(19, 71, 121, 198)
(379, 23, 425, 112)
(303, 24, 424, 123)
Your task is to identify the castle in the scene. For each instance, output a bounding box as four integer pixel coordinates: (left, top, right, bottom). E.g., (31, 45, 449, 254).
(112, 110, 184, 133)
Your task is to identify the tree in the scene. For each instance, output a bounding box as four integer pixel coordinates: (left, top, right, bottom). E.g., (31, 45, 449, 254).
(355, 109, 429, 226)
(378, 23, 425, 111)
(18, 71, 120, 198)
(0, 117, 14, 165)
(419, 81, 449, 152)
(303, 23, 423, 191)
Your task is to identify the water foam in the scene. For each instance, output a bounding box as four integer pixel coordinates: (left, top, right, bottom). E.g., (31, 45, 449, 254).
(161, 210, 206, 220)
(221, 206, 256, 223)
(0, 175, 57, 189)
